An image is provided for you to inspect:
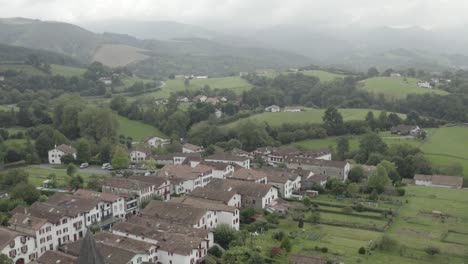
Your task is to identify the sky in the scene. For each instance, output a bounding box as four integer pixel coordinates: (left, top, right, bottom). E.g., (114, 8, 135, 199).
(1, 0, 468, 30)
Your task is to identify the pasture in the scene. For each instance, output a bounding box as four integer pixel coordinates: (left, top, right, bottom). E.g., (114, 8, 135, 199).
(225, 108, 405, 128)
(92, 44, 149, 67)
(359, 77, 449, 99)
(50, 64, 86, 77)
(0, 64, 46, 75)
(116, 114, 165, 142)
(249, 186, 468, 263)
(145, 76, 252, 98)
(301, 70, 346, 82)
(22, 166, 108, 188)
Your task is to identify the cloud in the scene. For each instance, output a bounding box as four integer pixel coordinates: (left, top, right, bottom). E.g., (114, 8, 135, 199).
(0, 0, 468, 29)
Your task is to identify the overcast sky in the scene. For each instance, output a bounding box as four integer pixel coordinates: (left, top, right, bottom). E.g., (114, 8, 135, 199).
(1, 0, 468, 30)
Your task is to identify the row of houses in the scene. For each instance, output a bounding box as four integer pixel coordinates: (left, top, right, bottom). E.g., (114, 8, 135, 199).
(264, 105, 304, 112)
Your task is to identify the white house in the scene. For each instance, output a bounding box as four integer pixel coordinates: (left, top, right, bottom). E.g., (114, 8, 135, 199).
(158, 164, 213, 195)
(189, 184, 242, 208)
(195, 76, 208, 79)
(259, 168, 301, 198)
(265, 105, 281, 112)
(283, 106, 304, 112)
(0, 227, 36, 264)
(390, 73, 401, 77)
(414, 174, 463, 188)
(205, 153, 250, 169)
(145, 136, 170, 148)
(0, 76, 5, 82)
(73, 189, 126, 220)
(201, 162, 234, 179)
(48, 144, 77, 165)
(193, 95, 207, 102)
(129, 147, 152, 162)
(182, 143, 205, 153)
(177, 96, 189, 103)
(417, 81, 432, 89)
(215, 109, 223, 118)
(98, 77, 112, 85)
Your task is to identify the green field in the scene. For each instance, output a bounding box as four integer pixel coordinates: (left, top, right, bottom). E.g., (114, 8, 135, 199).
(116, 114, 165, 141)
(360, 77, 449, 99)
(50, 64, 86, 77)
(0, 64, 46, 75)
(22, 166, 108, 187)
(249, 186, 468, 263)
(225, 108, 406, 128)
(0, 104, 18, 111)
(145, 76, 252, 98)
(301, 70, 345, 82)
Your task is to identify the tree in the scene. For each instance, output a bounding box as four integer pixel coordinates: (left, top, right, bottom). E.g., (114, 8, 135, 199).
(280, 237, 292, 252)
(0, 169, 29, 186)
(184, 78, 190, 88)
(365, 111, 377, 130)
(66, 163, 77, 177)
(214, 224, 239, 249)
(307, 211, 320, 224)
(368, 165, 391, 193)
(378, 111, 389, 130)
(302, 196, 311, 207)
(222, 247, 250, 264)
(76, 138, 91, 163)
(69, 175, 84, 190)
(164, 111, 190, 138)
(248, 253, 265, 264)
(298, 218, 304, 228)
(323, 106, 345, 136)
(78, 106, 119, 143)
(347, 183, 360, 198)
(378, 235, 398, 251)
(357, 133, 387, 163)
(0, 254, 13, 264)
(87, 174, 103, 191)
(52, 95, 86, 139)
(424, 246, 440, 256)
(111, 144, 130, 169)
(358, 247, 366, 255)
(10, 182, 40, 204)
(47, 173, 58, 188)
(336, 137, 349, 160)
(348, 166, 365, 183)
(368, 67, 379, 77)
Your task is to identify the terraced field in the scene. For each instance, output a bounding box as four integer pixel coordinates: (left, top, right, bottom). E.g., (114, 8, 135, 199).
(360, 77, 449, 99)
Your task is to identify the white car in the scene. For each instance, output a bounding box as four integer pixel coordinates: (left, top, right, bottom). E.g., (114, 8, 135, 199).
(80, 163, 89, 169)
(101, 163, 111, 169)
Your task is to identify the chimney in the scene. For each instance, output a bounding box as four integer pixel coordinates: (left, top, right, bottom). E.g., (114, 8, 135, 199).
(27, 219, 32, 226)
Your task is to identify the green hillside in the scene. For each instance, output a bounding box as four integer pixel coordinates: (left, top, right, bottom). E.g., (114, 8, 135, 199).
(225, 108, 406, 128)
(146, 76, 252, 98)
(116, 114, 165, 141)
(50, 64, 86, 77)
(301, 70, 345, 82)
(0, 64, 47, 75)
(360, 77, 449, 99)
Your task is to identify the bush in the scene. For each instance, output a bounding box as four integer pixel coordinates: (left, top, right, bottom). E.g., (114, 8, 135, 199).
(424, 246, 440, 256)
(342, 206, 353, 214)
(270, 247, 282, 258)
(266, 213, 279, 224)
(280, 237, 292, 252)
(306, 212, 320, 224)
(354, 203, 365, 212)
(214, 224, 239, 249)
(321, 247, 328, 253)
(298, 218, 304, 228)
(272, 231, 285, 241)
(397, 188, 406, 196)
(358, 247, 366, 255)
(378, 235, 398, 251)
(208, 246, 223, 258)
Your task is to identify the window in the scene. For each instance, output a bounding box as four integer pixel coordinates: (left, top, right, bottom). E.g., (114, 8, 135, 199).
(9, 240, 15, 248)
(9, 250, 16, 258)
(21, 245, 28, 253)
(20, 236, 26, 244)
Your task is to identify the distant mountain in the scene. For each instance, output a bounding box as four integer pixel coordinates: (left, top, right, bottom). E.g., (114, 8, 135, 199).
(0, 18, 312, 77)
(0, 43, 80, 66)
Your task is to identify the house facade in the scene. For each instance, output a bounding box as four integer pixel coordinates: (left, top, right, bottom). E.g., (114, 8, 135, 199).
(129, 147, 152, 162)
(146, 136, 170, 148)
(0, 228, 36, 264)
(265, 105, 281, 112)
(205, 153, 250, 169)
(48, 144, 77, 165)
(182, 143, 205, 153)
(414, 174, 463, 188)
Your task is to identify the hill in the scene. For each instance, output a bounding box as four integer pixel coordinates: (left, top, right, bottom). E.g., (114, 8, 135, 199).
(0, 43, 80, 66)
(225, 108, 406, 128)
(360, 77, 449, 99)
(262, 69, 346, 82)
(116, 114, 165, 141)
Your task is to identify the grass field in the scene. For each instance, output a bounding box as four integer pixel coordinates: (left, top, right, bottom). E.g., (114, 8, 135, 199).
(0, 64, 46, 75)
(249, 186, 468, 263)
(50, 64, 86, 77)
(22, 166, 108, 188)
(301, 70, 346, 82)
(225, 108, 406, 128)
(93, 44, 149, 67)
(145, 76, 252, 99)
(116, 114, 165, 141)
(360, 77, 449, 99)
(0, 104, 18, 111)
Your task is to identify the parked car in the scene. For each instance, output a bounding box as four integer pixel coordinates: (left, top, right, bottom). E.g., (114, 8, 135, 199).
(80, 163, 89, 169)
(101, 163, 110, 169)
(107, 165, 113, 170)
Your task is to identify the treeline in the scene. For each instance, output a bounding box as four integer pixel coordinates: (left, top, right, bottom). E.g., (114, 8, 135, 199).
(241, 73, 468, 122)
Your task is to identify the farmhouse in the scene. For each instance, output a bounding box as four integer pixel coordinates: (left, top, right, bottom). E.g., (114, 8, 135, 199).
(48, 144, 77, 164)
(303, 173, 329, 188)
(215, 109, 222, 118)
(73, 189, 126, 220)
(255, 147, 331, 166)
(128, 175, 171, 201)
(200, 161, 234, 179)
(285, 157, 351, 181)
(145, 136, 170, 148)
(230, 168, 268, 183)
(193, 95, 207, 102)
(283, 106, 304, 112)
(182, 143, 205, 153)
(206, 97, 219, 105)
(258, 168, 301, 198)
(391, 124, 421, 136)
(414, 174, 463, 188)
(417, 81, 432, 88)
(158, 164, 213, 194)
(390, 73, 402, 77)
(98, 77, 112, 85)
(205, 153, 250, 169)
(177, 96, 189, 103)
(35, 250, 76, 264)
(0, 75, 4, 81)
(129, 147, 152, 162)
(265, 105, 281, 112)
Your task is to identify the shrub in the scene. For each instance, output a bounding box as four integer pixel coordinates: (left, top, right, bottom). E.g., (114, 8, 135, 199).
(266, 213, 279, 224)
(280, 237, 292, 252)
(298, 218, 304, 228)
(214, 224, 239, 249)
(424, 246, 440, 256)
(208, 246, 223, 258)
(397, 188, 406, 196)
(358, 247, 366, 255)
(306, 212, 320, 224)
(354, 203, 365, 212)
(272, 231, 285, 241)
(321, 247, 328, 253)
(378, 235, 398, 251)
(342, 206, 353, 214)
(270, 247, 282, 258)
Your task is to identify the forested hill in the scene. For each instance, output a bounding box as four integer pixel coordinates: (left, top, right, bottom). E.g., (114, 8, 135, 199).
(0, 43, 80, 66)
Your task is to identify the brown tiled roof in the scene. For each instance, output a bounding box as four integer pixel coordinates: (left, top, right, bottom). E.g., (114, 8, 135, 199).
(258, 167, 300, 183)
(189, 181, 238, 203)
(158, 164, 211, 180)
(45, 192, 100, 213)
(183, 143, 204, 151)
(36, 250, 77, 264)
(103, 177, 152, 191)
(127, 216, 209, 238)
(200, 161, 231, 170)
(128, 175, 168, 187)
(269, 146, 300, 156)
(55, 144, 77, 154)
(414, 174, 463, 188)
(285, 156, 347, 168)
(74, 189, 121, 203)
(288, 254, 327, 264)
(12, 204, 68, 223)
(144, 136, 169, 142)
(205, 153, 249, 162)
(0, 227, 31, 249)
(95, 232, 154, 253)
(129, 146, 152, 155)
(306, 174, 329, 183)
(8, 213, 48, 231)
(296, 149, 331, 158)
(223, 179, 274, 197)
(391, 124, 418, 134)
(230, 168, 268, 181)
(170, 196, 237, 213)
(193, 178, 273, 198)
(63, 240, 136, 264)
(141, 200, 208, 225)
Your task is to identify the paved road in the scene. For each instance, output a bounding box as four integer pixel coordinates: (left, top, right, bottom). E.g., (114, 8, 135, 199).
(30, 164, 112, 175)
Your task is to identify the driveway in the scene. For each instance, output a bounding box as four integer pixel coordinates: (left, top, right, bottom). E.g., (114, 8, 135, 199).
(30, 164, 112, 175)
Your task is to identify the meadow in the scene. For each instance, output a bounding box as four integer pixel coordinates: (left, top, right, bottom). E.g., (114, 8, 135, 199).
(50, 64, 86, 77)
(23, 166, 108, 188)
(262, 69, 345, 82)
(249, 186, 468, 264)
(225, 108, 406, 128)
(145, 76, 252, 98)
(116, 114, 165, 142)
(359, 77, 449, 99)
(0, 64, 46, 75)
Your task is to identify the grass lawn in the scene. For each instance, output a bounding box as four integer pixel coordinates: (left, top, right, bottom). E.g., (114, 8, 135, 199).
(0, 104, 18, 111)
(145, 76, 252, 98)
(50, 64, 86, 77)
(0, 64, 46, 75)
(301, 70, 345, 82)
(116, 114, 165, 142)
(23, 166, 108, 188)
(225, 108, 406, 128)
(359, 77, 449, 99)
